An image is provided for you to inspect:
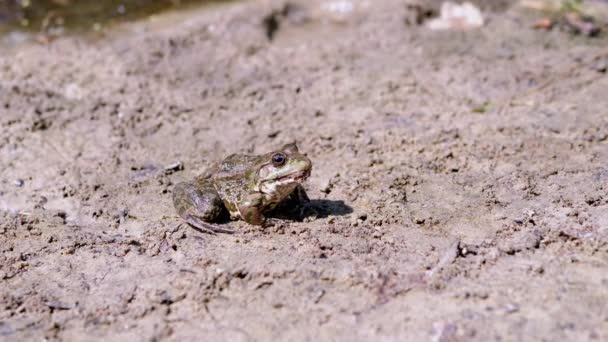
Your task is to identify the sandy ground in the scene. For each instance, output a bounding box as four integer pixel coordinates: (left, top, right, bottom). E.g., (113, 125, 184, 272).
(1, 0, 608, 340)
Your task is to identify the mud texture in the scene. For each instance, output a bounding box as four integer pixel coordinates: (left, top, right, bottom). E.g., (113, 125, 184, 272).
(1, 0, 607, 340)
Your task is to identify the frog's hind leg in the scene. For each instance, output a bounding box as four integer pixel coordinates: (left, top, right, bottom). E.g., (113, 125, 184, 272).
(182, 214, 235, 234)
(172, 180, 234, 234)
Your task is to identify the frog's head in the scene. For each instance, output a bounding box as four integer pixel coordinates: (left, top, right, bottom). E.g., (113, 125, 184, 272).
(254, 143, 312, 197)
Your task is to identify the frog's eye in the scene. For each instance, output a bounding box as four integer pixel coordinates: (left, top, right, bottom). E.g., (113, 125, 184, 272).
(271, 153, 287, 167)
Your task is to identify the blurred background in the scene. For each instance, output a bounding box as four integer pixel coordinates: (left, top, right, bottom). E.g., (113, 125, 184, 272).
(0, 0, 224, 37)
(1, 0, 607, 43)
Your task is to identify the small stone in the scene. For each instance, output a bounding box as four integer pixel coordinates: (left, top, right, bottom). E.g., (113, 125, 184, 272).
(414, 217, 425, 224)
(534, 266, 545, 274)
(159, 239, 170, 254)
(45, 301, 73, 311)
(382, 236, 395, 245)
(319, 179, 333, 194)
(595, 131, 608, 142)
(593, 59, 607, 73)
(432, 321, 458, 342)
(504, 303, 519, 314)
(164, 161, 184, 174)
(267, 131, 280, 138)
(0, 321, 14, 336)
(485, 247, 500, 261)
(13, 179, 24, 187)
(493, 214, 507, 220)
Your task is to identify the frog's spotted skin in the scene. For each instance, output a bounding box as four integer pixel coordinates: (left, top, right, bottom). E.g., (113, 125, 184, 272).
(173, 143, 312, 233)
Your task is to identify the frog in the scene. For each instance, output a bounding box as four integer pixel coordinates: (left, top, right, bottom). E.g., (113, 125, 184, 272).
(172, 143, 312, 234)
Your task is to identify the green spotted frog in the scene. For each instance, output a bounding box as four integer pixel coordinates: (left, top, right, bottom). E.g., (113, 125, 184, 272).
(173, 143, 312, 233)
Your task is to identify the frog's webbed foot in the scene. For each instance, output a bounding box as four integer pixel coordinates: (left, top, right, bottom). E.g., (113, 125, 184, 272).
(183, 214, 235, 234)
(173, 181, 233, 234)
(288, 184, 318, 220)
(261, 217, 285, 228)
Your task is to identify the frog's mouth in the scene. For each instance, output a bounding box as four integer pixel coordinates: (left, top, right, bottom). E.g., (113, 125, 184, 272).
(274, 169, 311, 183)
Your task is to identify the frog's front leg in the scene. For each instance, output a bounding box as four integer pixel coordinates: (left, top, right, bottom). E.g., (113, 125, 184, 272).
(173, 179, 234, 234)
(291, 184, 317, 220)
(290, 184, 310, 203)
(239, 193, 270, 226)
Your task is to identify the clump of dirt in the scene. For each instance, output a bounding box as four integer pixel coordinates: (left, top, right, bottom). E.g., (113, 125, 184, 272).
(1, 0, 607, 340)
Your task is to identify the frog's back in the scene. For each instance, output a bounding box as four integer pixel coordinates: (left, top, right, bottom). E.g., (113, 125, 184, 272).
(206, 154, 259, 212)
(210, 154, 257, 180)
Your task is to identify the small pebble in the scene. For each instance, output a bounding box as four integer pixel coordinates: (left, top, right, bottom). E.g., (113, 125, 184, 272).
(14, 179, 24, 187)
(593, 59, 607, 73)
(382, 236, 395, 245)
(504, 303, 519, 314)
(595, 131, 607, 142)
(319, 179, 333, 194)
(164, 161, 184, 174)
